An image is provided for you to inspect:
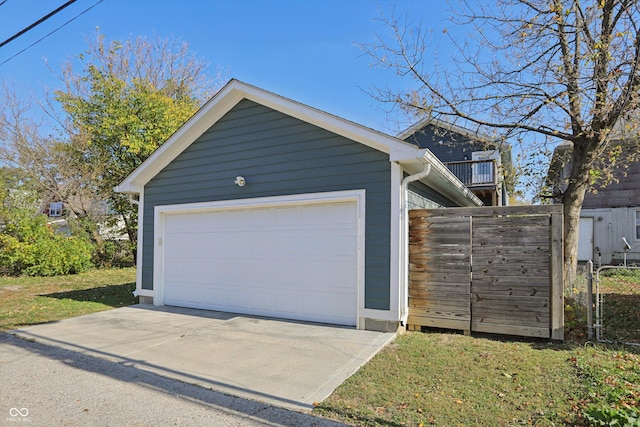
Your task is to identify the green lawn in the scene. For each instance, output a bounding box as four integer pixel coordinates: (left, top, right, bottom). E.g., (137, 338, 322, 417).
(315, 332, 640, 426)
(1, 268, 638, 426)
(0, 268, 136, 331)
(598, 268, 640, 345)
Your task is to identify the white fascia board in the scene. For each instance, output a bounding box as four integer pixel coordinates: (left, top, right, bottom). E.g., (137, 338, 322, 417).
(116, 79, 422, 194)
(238, 82, 421, 156)
(116, 81, 246, 194)
(398, 115, 496, 145)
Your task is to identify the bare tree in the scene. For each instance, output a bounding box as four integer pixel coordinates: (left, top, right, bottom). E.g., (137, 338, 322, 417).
(364, 0, 640, 284)
(0, 81, 111, 244)
(1, 31, 222, 264)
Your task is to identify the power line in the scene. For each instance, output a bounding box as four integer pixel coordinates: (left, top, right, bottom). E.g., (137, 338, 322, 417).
(0, 0, 104, 66)
(0, 0, 78, 49)
(0, 0, 9, 6)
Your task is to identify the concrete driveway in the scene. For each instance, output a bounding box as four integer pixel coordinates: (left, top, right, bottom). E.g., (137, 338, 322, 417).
(7, 305, 395, 411)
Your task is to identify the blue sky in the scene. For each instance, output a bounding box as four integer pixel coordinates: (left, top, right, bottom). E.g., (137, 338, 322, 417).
(0, 0, 452, 135)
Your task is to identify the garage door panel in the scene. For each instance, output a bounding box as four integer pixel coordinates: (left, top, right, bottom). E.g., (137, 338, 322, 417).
(164, 257, 354, 288)
(160, 200, 359, 326)
(164, 232, 357, 260)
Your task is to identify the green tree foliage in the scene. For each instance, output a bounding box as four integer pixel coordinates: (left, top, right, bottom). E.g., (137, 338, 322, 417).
(53, 32, 215, 259)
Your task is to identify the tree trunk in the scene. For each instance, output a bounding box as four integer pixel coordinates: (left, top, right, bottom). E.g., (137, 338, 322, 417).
(561, 142, 594, 289)
(562, 187, 587, 290)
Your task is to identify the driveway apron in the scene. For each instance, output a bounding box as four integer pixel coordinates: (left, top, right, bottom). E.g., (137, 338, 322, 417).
(8, 305, 395, 411)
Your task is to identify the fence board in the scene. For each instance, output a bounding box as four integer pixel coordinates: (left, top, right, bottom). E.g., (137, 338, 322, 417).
(471, 323, 549, 338)
(407, 205, 564, 340)
(408, 211, 471, 332)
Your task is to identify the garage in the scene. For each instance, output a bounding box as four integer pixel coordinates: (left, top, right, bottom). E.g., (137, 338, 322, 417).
(155, 195, 362, 326)
(118, 80, 480, 331)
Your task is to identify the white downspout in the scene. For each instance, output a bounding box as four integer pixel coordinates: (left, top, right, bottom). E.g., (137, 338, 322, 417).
(400, 163, 432, 324)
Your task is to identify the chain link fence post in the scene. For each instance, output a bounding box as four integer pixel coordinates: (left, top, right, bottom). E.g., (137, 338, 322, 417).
(586, 260, 594, 341)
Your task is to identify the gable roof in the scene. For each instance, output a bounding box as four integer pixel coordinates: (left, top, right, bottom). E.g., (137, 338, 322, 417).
(116, 79, 481, 206)
(398, 115, 502, 149)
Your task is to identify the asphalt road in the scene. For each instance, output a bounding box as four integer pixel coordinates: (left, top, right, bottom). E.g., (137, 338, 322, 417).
(0, 333, 347, 426)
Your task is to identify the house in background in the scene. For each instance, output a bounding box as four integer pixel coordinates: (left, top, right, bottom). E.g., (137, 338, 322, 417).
(45, 201, 64, 218)
(117, 79, 482, 332)
(399, 116, 512, 206)
(41, 198, 127, 240)
(548, 140, 640, 265)
(40, 200, 71, 235)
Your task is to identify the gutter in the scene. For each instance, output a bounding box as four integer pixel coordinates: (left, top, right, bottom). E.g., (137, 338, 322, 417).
(399, 163, 432, 325)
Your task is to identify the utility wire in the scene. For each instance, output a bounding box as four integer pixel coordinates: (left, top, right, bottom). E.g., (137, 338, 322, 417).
(0, 0, 104, 66)
(0, 0, 77, 49)
(0, 0, 9, 6)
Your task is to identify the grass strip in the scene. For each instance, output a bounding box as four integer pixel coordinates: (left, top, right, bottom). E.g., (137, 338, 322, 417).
(0, 268, 136, 331)
(316, 332, 627, 426)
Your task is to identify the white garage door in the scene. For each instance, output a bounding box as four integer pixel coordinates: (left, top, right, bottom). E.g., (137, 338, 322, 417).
(159, 200, 359, 326)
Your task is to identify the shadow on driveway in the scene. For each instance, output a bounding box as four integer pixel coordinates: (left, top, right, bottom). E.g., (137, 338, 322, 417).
(0, 332, 346, 426)
(4, 305, 395, 415)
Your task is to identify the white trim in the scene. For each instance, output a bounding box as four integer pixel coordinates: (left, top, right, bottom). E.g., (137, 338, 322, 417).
(117, 79, 419, 194)
(397, 115, 496, 145)
(359, 308, 400, 322)
(135, 289, 154, 298)
(134, 190, 145, 298)
(154, 189, 365, 214)
(389, 162, 403, 323)
(153, 190, 367, 328)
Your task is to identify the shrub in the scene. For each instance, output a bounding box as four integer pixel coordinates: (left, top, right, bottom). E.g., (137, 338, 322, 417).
(0, 210, 94, 276)
(95, 239, 134, 268)
(23, 235, 94, 276)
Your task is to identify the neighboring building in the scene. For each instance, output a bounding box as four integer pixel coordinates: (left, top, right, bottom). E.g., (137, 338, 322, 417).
(46, 201, 63, 217)
(40, 200, 71, 235)
(117, 79, 482, 332)
(547, 141, 640, 265)
(41, 199, 127, 240)
(398, 116, 512, 206)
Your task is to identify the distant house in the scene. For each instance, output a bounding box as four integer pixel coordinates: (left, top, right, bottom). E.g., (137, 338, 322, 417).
(46, 201, 63, 217)
(40, 200, 71, 235)
(398, 116, 512, 206)
(41, 199, 127, 241)
(547, 141, 640, 265)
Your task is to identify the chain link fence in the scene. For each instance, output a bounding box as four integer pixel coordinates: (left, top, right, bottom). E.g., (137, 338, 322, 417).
(592, 265, 640, 346)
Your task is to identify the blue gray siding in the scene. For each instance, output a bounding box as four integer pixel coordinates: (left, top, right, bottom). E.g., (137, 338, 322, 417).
(408, 180, 458, 209)
(142, 99, 392, 310)
(404, 124, 484, 163)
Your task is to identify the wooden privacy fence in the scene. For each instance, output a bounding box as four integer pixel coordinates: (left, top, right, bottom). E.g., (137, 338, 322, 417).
(408, 205, 564, 340)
